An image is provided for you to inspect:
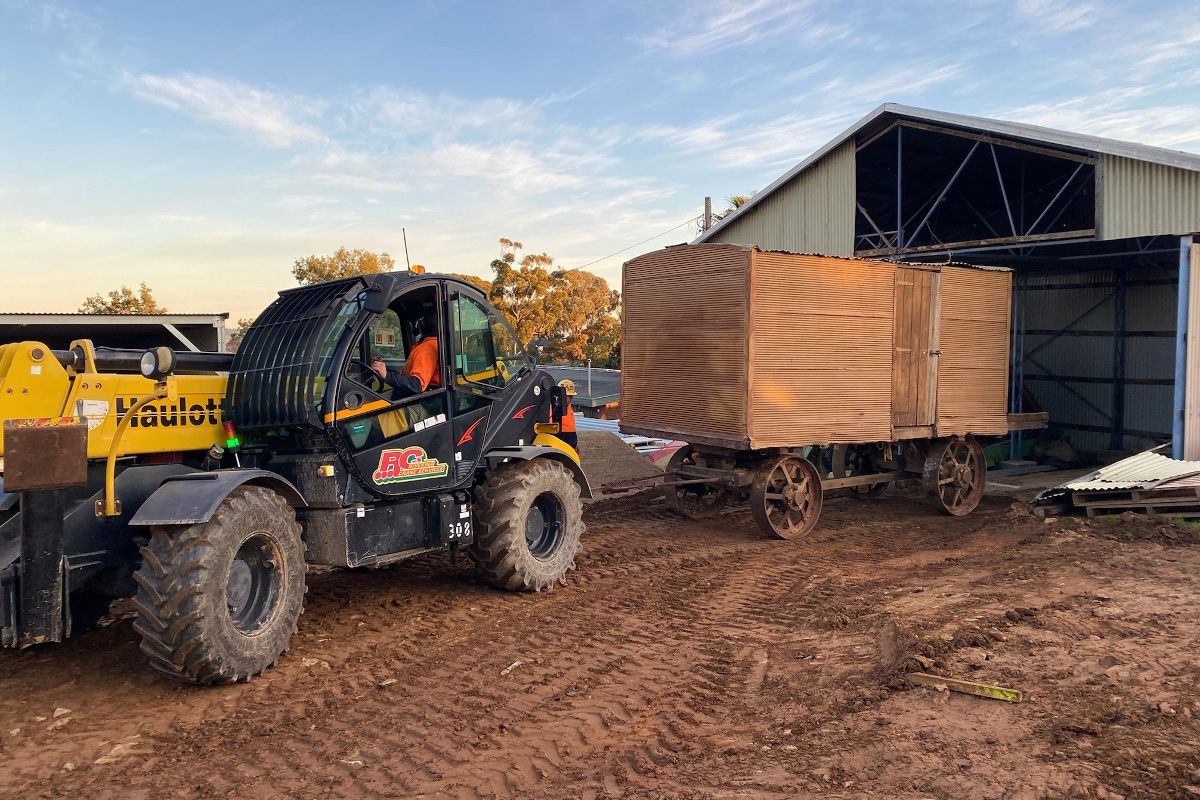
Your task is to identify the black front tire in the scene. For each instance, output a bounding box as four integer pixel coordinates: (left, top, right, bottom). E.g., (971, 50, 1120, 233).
(472, 459, 584, 592)
(132, 486, 306, 684)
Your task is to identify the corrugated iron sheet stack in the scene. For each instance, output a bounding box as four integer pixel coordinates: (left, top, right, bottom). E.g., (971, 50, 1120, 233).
(1035, 449, 1200, 518)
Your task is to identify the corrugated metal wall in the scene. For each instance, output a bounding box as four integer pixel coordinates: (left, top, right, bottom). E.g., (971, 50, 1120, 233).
(1185, 244, 1200, 458)
(748, 252, 894, 447)
(621, 244, 751, 446)
(1099, 155, 1200, 240)
(708, 140, 855, 256)
(1018, 270, 1176, 454)
(935, 268, 1012, 436)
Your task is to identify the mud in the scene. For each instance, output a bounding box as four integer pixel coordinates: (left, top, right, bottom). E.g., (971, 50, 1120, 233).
(2, 492, 1199, 799)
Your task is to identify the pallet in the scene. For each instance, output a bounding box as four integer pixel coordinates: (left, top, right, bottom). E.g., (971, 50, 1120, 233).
(1084, 503, 1200, 519)
(1072, 484, 1200, 508)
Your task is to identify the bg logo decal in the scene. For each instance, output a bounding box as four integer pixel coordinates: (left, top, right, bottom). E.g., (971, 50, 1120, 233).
(373, 446, 449, 484)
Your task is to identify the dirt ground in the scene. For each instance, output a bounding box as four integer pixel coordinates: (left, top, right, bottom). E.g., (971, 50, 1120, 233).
(3, 486, 1200, 800)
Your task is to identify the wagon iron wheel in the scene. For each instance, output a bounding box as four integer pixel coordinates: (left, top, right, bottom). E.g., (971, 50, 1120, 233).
(664, 446, 729, 520)
(750, 454, 823, 540)
(924, 436, 986, 516)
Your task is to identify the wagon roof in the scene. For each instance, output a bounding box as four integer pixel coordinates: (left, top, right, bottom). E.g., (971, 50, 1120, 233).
(626, 243, 1012, 272)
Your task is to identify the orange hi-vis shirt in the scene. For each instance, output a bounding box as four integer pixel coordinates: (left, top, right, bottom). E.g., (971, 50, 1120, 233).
(402, 336, 441, 391)
(560, 403, 576, 433)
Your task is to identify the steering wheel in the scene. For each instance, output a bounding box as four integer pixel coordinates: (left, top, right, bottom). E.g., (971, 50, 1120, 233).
(348, 358, 387, 393)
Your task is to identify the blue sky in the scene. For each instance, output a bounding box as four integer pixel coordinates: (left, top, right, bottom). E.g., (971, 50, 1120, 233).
(2, 0, 1198, 320)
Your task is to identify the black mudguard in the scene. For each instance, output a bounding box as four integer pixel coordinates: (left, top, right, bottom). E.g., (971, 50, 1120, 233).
(485, 445, 593, 498)
(128, 469, 306, 527)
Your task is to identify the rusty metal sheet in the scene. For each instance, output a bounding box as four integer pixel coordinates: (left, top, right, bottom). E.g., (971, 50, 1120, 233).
(1064, 450, 1200, 492)
(2, 419, 88, 490)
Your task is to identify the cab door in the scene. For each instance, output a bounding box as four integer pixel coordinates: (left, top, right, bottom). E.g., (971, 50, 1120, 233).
(329, 283, 457, 497)
(892, 266, 940, 430)
(447, 289, 532, 471)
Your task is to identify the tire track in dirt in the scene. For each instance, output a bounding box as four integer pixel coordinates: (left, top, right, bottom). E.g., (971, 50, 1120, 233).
(6, 497, 1162, 800)
(11, 506, 890, 799)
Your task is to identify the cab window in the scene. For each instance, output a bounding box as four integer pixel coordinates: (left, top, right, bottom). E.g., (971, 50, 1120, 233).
(453, 295, 526, 390)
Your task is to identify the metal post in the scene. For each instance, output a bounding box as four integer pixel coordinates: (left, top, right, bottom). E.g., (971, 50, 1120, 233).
(587, 360, 592, 395)
(895, 127, 904, 250)
(18, 490, 66, 646)
(1010, 276, 1024, 461)
(1111, 272, 1126, 451)
(1173, 235, 1194, 458)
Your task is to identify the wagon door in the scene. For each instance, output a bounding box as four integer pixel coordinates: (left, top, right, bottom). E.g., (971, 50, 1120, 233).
(891, 266, 940, 431)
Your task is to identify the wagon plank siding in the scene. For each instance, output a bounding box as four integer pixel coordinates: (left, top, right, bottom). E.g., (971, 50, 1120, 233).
(622, 244, 751, 446)
(621, 244, 1012, 449)
(748, 252, 894, 447)
(935, 267, 1012, 436)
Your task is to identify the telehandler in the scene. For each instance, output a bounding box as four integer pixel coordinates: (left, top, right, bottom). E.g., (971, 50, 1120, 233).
(0, 271, 588, 684)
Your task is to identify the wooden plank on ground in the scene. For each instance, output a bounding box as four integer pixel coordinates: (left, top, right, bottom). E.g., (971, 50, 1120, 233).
(907, 672, 1022, 702)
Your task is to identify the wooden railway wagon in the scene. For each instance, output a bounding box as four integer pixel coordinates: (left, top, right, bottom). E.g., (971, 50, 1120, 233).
(620, 243, 1045, 539)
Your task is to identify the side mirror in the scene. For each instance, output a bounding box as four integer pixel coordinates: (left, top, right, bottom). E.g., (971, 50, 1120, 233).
(527, 337, 549, 365)
(363, 287, 388, 314)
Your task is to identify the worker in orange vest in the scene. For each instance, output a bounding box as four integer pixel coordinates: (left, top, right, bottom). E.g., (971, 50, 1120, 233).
(371, 317, 441, 398)
(556, 379, 579, 453)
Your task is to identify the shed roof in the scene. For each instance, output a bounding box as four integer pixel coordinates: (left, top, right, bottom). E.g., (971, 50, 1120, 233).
(697, 103, 1200, 244)
(544, 365, 621, 407)
(0, 312, 229, 322)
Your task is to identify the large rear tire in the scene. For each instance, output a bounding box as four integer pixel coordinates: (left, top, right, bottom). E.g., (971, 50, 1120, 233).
(472, 459, 584, 592)
(132, 486, 305, 684)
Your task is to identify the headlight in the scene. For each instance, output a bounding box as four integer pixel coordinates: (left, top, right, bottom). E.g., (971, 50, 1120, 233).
(140, 346, 176, 379)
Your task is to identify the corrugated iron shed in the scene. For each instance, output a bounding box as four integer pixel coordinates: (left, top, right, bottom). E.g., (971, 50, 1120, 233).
(698, 102, 1200, 248)
(685, 101, 1200, 461)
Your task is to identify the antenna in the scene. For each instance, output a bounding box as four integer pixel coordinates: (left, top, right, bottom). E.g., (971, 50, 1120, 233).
(402, 228, 411, 270)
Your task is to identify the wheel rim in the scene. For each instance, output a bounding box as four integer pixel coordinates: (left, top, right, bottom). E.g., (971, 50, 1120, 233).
(752, 456, 822, 539)
(933, 439, 985, 515)
(226, 533, 283, 634)
(667, 449, 728, 518)
(525, 491, 565, 560)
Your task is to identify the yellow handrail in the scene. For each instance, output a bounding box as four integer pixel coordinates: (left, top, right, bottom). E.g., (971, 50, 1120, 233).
(100, 380, 170, 517)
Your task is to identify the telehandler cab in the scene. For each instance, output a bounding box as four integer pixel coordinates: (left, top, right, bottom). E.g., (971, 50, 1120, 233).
(0, 272, 588, 684)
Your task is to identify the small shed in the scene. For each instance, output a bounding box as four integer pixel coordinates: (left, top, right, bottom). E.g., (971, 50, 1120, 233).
(621, 243, 1011, 449)
(544, 365, 621, 419)
(0, 313, 230, 352)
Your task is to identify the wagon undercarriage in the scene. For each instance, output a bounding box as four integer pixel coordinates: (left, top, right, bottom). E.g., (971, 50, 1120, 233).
(605, 437, 989, 539)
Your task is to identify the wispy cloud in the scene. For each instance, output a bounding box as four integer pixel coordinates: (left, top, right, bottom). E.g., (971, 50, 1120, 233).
(631, 58, 963, 170)
(1001, 92, 1200, 150)
(1014, 0, 1098, 34)
(636, 0, 844, 57)
(124, 72, 327, 148)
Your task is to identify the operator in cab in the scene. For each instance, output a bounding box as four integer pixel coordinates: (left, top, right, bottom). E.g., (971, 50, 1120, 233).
(555, 379, 579, 453)
(371, 316, 441, 398)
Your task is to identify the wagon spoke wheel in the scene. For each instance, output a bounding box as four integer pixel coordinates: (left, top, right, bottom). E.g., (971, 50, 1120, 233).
(664, 446, 729, 519)
(750, 455, 823, 540)
(923, 436, 986, 516)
